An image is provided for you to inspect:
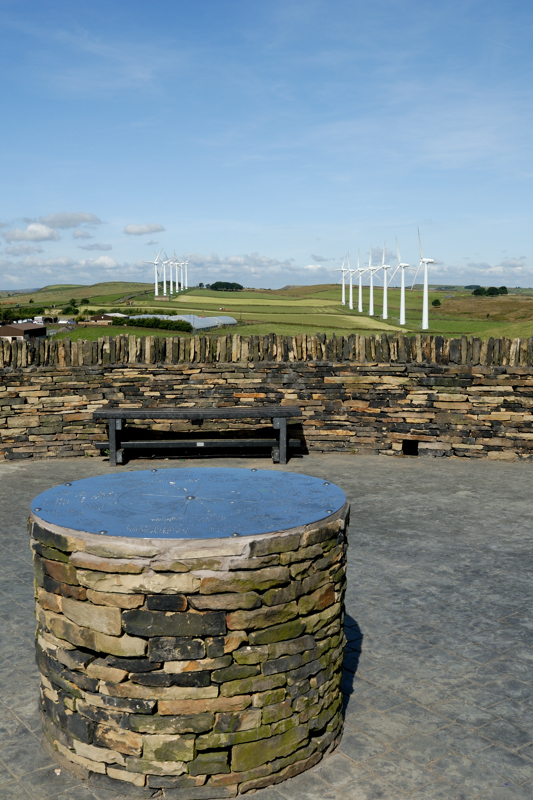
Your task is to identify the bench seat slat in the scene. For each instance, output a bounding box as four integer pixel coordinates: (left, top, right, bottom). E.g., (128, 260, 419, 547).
(94, 407, 301, 420)
(95, 439, 301, 450)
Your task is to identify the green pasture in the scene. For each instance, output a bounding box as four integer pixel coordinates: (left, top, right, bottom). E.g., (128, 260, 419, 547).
(3, 280, 533, 340)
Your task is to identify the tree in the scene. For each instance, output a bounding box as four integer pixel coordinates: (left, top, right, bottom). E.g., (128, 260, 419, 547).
(431, 298, 441, 307)
(486, 286, 499, 296)
(198, 282, 204, 288)
(498, 286, 508, 295)
(472, 287, 486, 296)
(29, 298, 34, 304)
(80, 298, 90, 305)
(69, 298, 78, 306)
(211, 281, 243, 292)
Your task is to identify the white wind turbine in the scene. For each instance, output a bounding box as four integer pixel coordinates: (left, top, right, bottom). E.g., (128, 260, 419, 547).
(411, 228, 434, 330)
(143, 249, 163, 297)
(161, 253, 173, 297)
(367, 246, 382, 317)
(182, 256, 190, 289)
(395, 237, 412, 326)
(380, 240, 396, 321)
(333, 254, 350, 306)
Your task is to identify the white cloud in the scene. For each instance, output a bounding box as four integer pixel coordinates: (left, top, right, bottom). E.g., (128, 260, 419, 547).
(39, 212, 103, 228)
(79, 256, 118, 269)
(4, 223, 60, 242)
(73, 229, 93, 239)
(124, 223, 165, 235)
(5, 244, 44, 255)
(79, 243, 113, 251)
(465, 257, 528, 277)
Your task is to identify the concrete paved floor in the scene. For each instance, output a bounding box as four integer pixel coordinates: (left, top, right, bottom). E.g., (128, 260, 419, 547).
(0, 452, 532, 800)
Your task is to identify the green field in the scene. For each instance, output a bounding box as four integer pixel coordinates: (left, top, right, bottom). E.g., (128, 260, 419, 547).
(3, 281, 533, 340)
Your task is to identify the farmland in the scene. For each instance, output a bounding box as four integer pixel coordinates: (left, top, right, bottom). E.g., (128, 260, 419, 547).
(2, 281, 533, 341)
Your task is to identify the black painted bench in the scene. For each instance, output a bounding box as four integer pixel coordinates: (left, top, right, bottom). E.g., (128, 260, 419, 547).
(93, 407, 303, 466)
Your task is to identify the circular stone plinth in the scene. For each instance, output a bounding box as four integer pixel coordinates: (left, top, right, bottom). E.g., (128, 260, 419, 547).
(32, 467, 349, 797)
(31, 467, 347, 539)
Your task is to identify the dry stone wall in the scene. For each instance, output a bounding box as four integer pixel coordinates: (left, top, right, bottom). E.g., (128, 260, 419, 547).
(32, 504, 348, 797)
(2, 333, 533, 461)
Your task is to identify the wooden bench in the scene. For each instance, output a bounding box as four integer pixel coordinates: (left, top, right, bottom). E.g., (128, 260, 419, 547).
(93, 407, 303, 466)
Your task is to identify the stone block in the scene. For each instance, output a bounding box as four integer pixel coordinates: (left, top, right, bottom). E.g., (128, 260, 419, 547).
(73, 740, 126, 766)
(268, 634, 316, 659)
(148, 637, 206, 662)
(77, 569, 200, 594)
(297, 583, 335, 616)
(129, 712, 214, 734)
(251, 688, 286, 708)
(62, 596, 122, 636)
(123, 609, 226, 637)
(107, 656, 162, 672)
(197, 567, 290, 595)
(213, 708, 262, 733)
(95, 724, 142, 756)
(164, 655, 231, 673)
(42, 558, 79, 586)
(69, 551, 147, 574)
(143, 733, 195, 762)
(189, 592, 261, 611)
(220, 673, 286, 697)
(263, 652, 305, 676)
(124, 757, 187, 776)
(86, 659, 128, 683)
(146, 594, 188, 611)
(87, 589, 145, 608)
(106, 767, 146, 786)
(248, 619, 305, 645)
(94, 632, 147, 658)
(226, 601, 298, 632)
(212, 664, 260, 683)
(231, 724, 308, 772)
(232, 645, 268, 665)
(188, 751, 230, 776)
(158, 696, 251, 715)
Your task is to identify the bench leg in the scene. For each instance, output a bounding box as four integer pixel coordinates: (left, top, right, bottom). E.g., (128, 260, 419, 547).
(108, 419, 117, 466)
(273, 417, 288, 464)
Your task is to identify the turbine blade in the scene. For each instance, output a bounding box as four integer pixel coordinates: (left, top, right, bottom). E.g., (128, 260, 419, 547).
(382, 240, 385, 266)
(411, 263, 422, 289)
(396, 236, 401, 264)
(418, 228, 423, 260)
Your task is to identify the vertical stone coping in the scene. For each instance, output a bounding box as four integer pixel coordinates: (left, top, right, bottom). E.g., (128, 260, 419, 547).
(32, 503, 349, 797)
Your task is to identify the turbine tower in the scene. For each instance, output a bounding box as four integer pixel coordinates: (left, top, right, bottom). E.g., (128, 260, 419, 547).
(143, 250, 162, 297)
(412, 229, 434, 330)
(333, 254, 350, 306)
(354, 250, 367, 313)
(395, 237, 411, 326)
(381, 240, 394, 321)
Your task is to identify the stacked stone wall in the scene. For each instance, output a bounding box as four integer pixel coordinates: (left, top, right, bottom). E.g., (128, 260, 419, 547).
(2, 358, 533, 461)
(32, 504, 348, 797)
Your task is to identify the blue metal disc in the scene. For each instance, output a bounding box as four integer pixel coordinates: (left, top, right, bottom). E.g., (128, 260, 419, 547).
(31, 468, 346, 539)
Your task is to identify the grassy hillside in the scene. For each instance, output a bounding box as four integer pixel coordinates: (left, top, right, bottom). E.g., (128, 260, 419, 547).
(2, 281, 533, 340)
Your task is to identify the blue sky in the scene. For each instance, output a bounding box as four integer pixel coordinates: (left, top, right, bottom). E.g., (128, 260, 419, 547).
(1, 0, 532, 289)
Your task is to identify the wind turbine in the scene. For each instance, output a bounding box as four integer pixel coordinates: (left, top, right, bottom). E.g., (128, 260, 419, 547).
(333, 254, 350, 306)
(411, 228, 434, 330)
(355, 250, 368, 313)
(380, 240, 395, 320)
(182, 256, 190, 290)
(143, 250, 163, 297)
(395, 237, 411, 326)
(161, 253, 173, 297)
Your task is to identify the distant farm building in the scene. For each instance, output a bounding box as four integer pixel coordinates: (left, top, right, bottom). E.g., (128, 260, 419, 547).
(0, 322, 47, 342)
(130, 314, 238, 331)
